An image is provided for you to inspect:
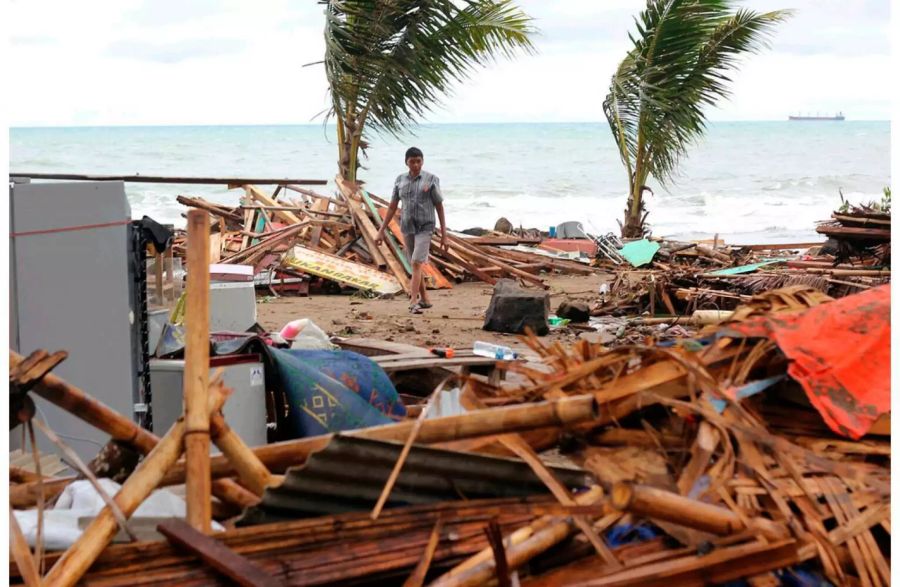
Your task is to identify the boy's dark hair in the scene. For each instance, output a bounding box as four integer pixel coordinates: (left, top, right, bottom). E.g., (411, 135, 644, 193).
(405, 147, 424, 161)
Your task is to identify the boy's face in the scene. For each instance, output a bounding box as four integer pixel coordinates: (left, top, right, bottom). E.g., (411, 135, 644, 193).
(406, 156, 424, 177)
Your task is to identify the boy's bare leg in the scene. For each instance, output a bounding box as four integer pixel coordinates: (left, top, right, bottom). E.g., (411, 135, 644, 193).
(410, 261, 424, 306)
(419, 273, 431, 306)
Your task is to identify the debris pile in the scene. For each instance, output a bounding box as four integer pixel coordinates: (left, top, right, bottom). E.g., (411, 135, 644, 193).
(10, 284, 891, 586)
(588, 208, 890, 323)
(173, 179, 598, 297)
(816, 199, 891, 265)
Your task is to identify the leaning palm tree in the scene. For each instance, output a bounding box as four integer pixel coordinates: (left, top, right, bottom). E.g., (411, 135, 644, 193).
(321, 0, 535, 182)
(604, 0, 790, 238)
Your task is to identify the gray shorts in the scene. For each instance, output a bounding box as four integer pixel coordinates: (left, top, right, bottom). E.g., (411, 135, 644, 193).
(403, 232, 431, 264)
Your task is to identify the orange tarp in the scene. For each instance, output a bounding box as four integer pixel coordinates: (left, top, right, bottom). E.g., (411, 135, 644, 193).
(725, 284, 890, 439)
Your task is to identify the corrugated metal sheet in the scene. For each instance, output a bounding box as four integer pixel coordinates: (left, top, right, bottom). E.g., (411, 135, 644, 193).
(238, 435, 594, 525)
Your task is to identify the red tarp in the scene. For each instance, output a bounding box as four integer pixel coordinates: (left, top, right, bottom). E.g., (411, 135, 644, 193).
(725, 284, 890, 439)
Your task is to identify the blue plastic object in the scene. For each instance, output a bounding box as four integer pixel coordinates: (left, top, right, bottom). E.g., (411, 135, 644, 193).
(605, 523, 659, 547)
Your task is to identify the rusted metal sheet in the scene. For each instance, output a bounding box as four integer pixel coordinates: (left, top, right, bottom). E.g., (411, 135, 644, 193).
(238, 435, 592, 525)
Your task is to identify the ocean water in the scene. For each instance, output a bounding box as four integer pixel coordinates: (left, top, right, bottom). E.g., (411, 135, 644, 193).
(9, 121, 890, 243)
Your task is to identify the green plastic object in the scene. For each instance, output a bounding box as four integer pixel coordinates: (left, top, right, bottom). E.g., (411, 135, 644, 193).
(706, 259, 784, 276)
(618, 239, 661, 267)
(548, 316, 570, 327)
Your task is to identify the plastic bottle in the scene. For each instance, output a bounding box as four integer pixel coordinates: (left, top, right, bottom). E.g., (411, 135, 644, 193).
(472, 341, 519, 361)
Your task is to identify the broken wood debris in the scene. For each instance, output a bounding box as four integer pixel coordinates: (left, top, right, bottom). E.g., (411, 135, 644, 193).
(171, 179, 599, 297)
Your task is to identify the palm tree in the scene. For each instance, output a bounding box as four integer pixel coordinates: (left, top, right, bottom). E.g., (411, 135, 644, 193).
(321, 0, 535, 183)
(604, 0, 790, 238)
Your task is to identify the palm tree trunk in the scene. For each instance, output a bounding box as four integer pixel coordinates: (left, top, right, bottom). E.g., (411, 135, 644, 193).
(622, 148, 647, 239)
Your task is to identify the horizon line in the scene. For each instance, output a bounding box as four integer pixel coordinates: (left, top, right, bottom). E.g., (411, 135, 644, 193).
(10, 118, 890, 130)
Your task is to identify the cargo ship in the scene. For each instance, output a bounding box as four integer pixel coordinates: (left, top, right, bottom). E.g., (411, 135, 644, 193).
(789, 112, 845, 121)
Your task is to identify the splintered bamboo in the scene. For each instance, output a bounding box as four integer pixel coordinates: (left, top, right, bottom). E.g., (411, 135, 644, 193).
(42, 383, 229, 587)
(433, 487, 607, 587)
(610, 483, 789, 541)
(160, 394, 599, 486)
(184, 209, 212, 532)
(439, 486, 607, 584)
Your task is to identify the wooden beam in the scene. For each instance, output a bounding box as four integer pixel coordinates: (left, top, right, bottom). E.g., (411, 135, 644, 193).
(157, 519, 281, 587)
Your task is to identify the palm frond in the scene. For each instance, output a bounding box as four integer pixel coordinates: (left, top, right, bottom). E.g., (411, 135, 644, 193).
(604, 0, 790, 189)
(322, 0, 535, 139)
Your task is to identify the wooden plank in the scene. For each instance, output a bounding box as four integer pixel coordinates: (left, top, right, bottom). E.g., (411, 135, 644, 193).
(375, 356, 501, 373)
(282, 245, 403, 295)
(448, 234, 547, 288)
(741, 241, 825, 251)
(815, 225, 891, 239)
(361, 189, 411, 274)
(239, 207, 254, 251)
(307, 197, 330, 249)
(11, 172, 327, 185)
(467, 236, 543, 246)
(157, 519, 282, 587)
(436, 238, 498, 285)
(676, 422, 719, 496)
(244, 185, 304, 226)
(343, 191, 410, 292)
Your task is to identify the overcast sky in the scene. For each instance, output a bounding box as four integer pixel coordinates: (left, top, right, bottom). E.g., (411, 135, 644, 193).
(8, 0, 891, 127)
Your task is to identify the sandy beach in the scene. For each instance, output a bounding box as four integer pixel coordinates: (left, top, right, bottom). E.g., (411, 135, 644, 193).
(257, 273, 607, 351)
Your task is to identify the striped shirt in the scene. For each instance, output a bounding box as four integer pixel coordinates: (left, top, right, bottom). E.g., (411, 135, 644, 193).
(391, 170, 443, 235)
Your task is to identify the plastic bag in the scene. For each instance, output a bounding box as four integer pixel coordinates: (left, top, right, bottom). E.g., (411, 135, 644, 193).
(280, 318, 334, 350)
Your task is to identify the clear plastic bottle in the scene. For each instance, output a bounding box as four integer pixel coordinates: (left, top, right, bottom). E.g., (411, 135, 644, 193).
(472, 341, 519, 361)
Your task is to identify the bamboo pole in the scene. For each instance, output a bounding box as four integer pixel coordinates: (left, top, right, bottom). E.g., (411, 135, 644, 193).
(160, 394, 600, 486)
(432, 487, 608, 587)
(610, 483, 789, 541)
(8, 351, 258, 510)
(10, 505, 41, 587)
(9, 351, 157, 454)
(42, 383, 230, 587)
(209, 412, 274, 496)
(462, 391, 620, 568)
(438, 486, 607, 583)
(184, 209, 212, 533)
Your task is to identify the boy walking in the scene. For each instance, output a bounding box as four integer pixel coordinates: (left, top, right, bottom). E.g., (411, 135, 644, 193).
(375, 147, 447, 313)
